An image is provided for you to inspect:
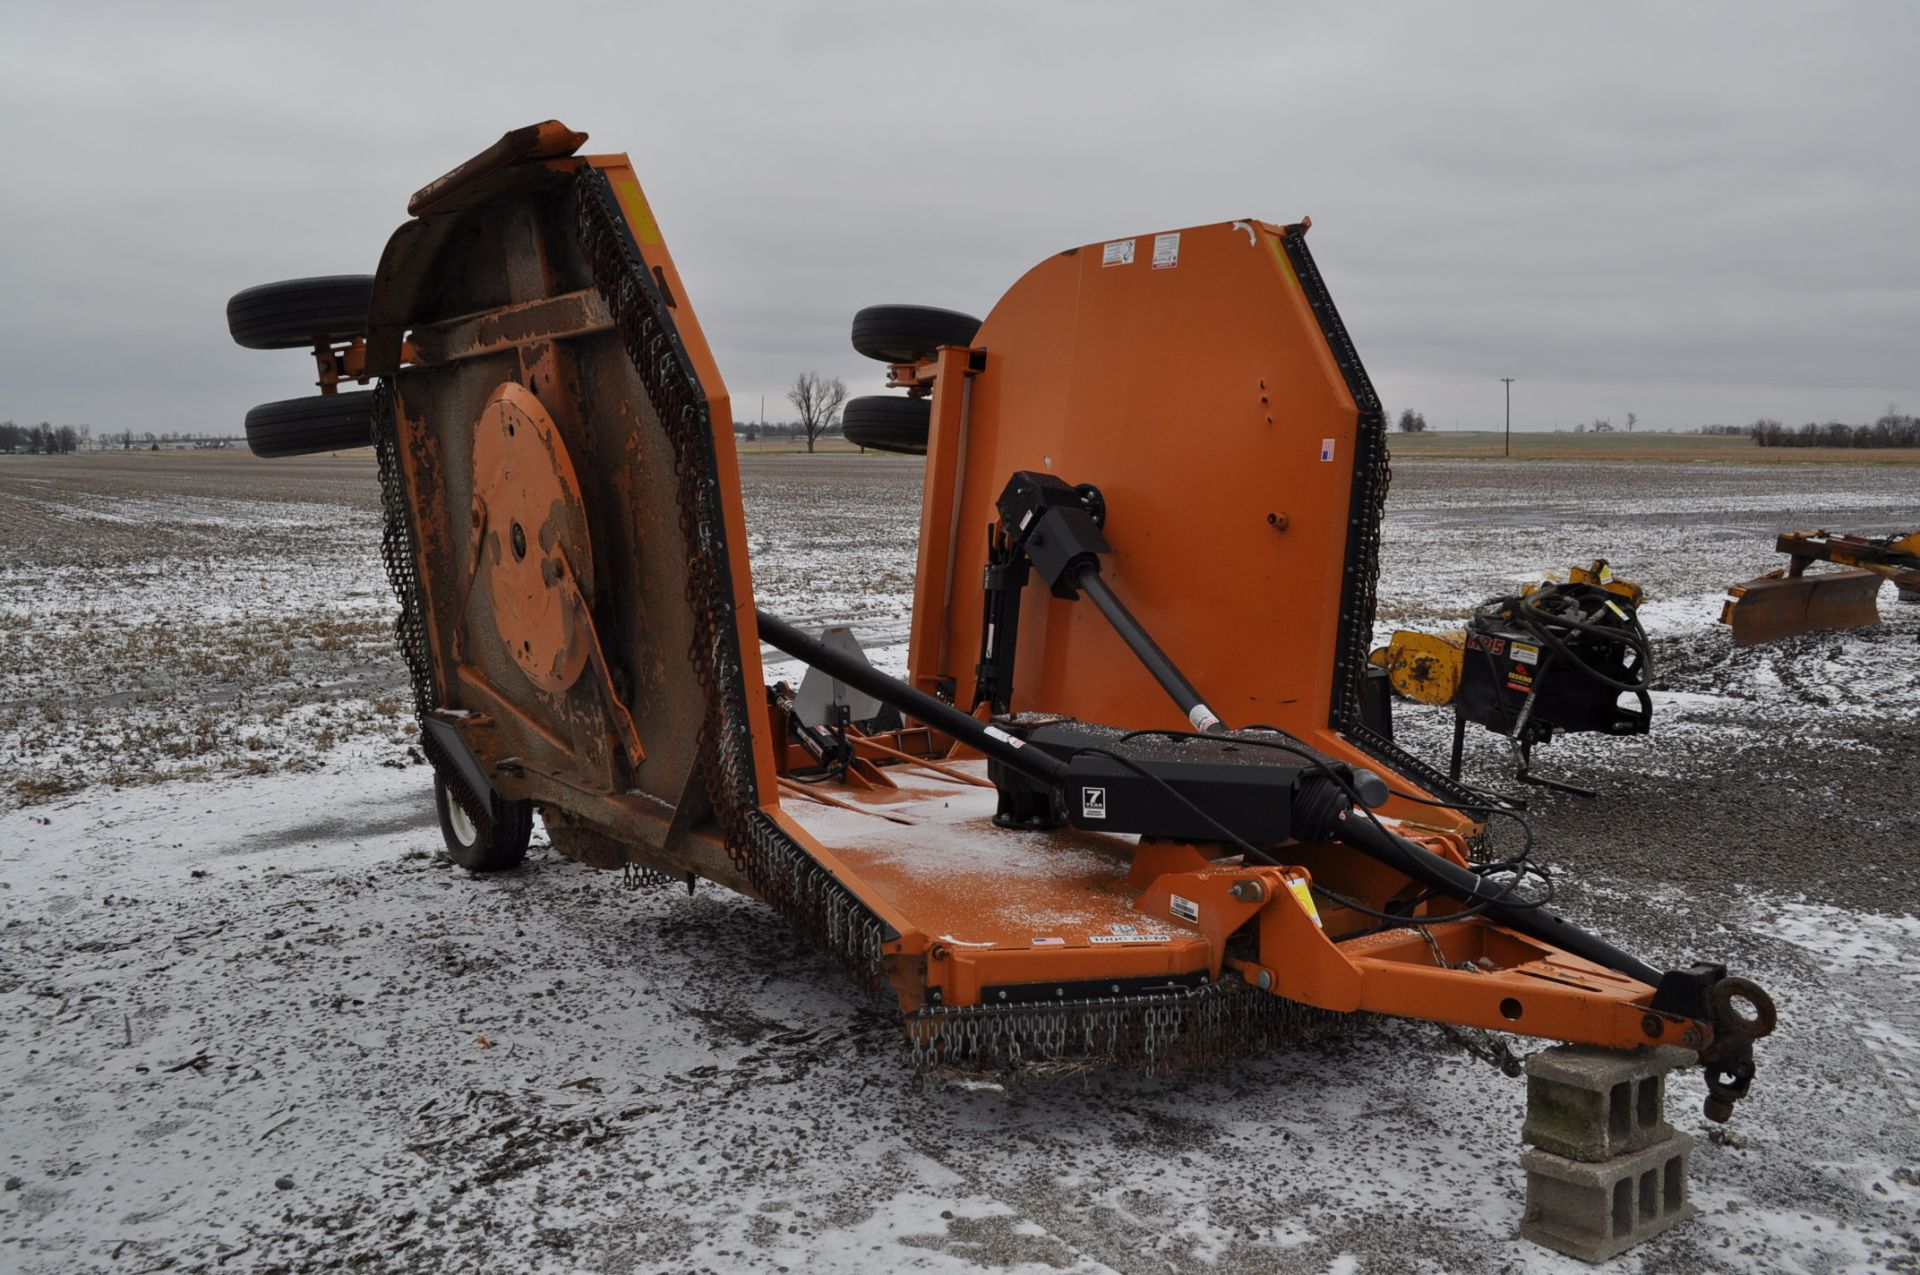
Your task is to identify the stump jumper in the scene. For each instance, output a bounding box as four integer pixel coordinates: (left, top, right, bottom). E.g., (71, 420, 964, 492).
(226, 122, 1775, 1127)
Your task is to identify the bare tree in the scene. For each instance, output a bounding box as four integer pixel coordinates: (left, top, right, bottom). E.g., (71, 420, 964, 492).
(786, 371, 848, 454)
(1625, 411, 1637, 433)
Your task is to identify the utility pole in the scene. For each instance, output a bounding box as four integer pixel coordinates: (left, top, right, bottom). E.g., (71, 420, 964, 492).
(1500, 377, 1516, 458)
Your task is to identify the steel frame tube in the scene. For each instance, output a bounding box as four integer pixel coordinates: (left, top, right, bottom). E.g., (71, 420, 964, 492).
(1329, 805, 1662, 987)
(1073, 564, 1225, 732)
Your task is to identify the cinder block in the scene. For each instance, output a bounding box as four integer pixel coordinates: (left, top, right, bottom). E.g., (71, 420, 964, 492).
(1520, 1133, 1696, 1264)
(1523, 1045, 1694, 1163)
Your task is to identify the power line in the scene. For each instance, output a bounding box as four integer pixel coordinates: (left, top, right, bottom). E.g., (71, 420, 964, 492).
(1501, 377, 1515, 458)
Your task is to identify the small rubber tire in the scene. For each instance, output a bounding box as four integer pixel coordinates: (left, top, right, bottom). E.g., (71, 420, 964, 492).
(850, 304, 981, 364)
(244, 392, 376, 458)
(433, 774, 532, 872)
(843, 395, 932, 456)
(227, 275, 375, 350)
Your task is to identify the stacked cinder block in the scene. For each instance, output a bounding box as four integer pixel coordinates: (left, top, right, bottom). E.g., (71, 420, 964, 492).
(1518, 1045, 1698, 1263)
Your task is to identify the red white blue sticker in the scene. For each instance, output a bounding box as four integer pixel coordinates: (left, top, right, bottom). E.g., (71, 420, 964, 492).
(1320, 438, 1337, 462)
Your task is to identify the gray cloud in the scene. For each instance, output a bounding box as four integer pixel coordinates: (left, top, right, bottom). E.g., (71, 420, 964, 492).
(1, 1, 1915, 436)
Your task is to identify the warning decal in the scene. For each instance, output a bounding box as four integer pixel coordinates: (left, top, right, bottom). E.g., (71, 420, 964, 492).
(1102, 239, 1136, 267)
(1320, 438, 1336, 462)
(1152, 233, 1181, 269)
(1286, 877, 1323, 928)
(1169, 894, 1200, 925)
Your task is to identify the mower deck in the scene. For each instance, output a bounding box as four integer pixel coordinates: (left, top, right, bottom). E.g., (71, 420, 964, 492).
(783, 765, 1223, 1006)
(223, 120, 1776, 1126)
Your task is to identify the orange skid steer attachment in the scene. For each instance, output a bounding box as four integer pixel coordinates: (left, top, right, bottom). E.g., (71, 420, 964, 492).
(241, 123, 1775, 1123)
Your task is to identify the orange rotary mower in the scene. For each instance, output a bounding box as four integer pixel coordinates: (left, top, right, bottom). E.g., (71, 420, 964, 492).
(226, 122, 1774, 1121)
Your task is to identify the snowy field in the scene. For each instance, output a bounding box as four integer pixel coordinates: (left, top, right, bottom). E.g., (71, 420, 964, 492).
(3, 449, 1917, 1274)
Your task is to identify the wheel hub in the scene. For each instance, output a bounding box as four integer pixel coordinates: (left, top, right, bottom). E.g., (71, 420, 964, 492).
(471, 382, 595, 694)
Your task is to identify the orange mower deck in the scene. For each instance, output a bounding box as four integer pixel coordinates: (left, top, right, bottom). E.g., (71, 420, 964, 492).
(225, 122, 1776, 1118)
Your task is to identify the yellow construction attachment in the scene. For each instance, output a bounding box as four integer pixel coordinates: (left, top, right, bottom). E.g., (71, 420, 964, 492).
(1379, 630, 1465, 706)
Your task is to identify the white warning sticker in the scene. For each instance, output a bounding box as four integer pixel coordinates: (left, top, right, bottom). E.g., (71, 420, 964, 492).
(1511, 642, 1540, 666)
(1169, 894, 1200, 925)
(1152, 232, 1181, 269)
(1102, 239, 1136, 267)
(983, 724, 1025, 749)
(1320, 438, 1337, 462)
(1030, 936, 1065, 947)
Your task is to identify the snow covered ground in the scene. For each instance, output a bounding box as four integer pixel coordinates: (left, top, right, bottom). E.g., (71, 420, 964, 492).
(3, 450, 1917, 1273)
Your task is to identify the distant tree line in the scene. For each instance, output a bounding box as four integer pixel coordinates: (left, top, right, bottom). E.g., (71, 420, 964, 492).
(1395, 409, 1429, 433)
(0, 421, 88, 453)
(1751, 411, 1920, 449)
(0, 422, 242, 453)
(1573, 412, 1639, 434)
(736, 418, 845, 443)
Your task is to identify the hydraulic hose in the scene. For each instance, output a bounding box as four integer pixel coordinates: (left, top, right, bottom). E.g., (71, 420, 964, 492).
(1298, 778, 1662, 987)
(1508, 584, 1653, 695)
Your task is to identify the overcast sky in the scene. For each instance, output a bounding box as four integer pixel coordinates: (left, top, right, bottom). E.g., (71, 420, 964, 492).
(3, 2, 1916, 436)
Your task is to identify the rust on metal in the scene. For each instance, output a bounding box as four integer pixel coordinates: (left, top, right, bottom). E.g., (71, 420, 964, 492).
(407, 120, 589, 217)
(1721, 528, 1916, 644)
(409, 290, 614, 366)
(472, 382, 592, 695)
(1720, 567, 1884, 645)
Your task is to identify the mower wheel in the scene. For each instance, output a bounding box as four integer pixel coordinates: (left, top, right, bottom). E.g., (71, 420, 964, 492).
(843, 394, 932, 456)
(432, 774, 532, 872)
(227, 275, 375, 350)
(850, 304, 981, 364)
(244, 392, 376, 458)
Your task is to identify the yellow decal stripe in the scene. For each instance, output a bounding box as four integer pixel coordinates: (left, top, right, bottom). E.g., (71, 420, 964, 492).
(1270, 236, 1300, 289)
(613, 175, 662, 245)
